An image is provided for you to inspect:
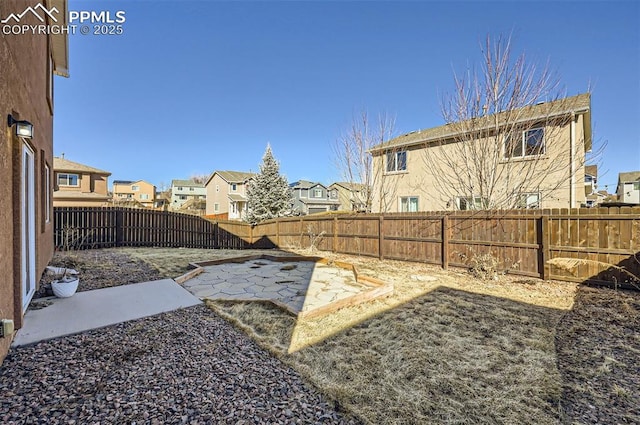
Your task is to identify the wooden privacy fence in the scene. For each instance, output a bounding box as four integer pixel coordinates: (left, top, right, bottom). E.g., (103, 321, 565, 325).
(54, 207, 247, 249)
(252, 207, 640, 286)
(55, 207, 640, 286)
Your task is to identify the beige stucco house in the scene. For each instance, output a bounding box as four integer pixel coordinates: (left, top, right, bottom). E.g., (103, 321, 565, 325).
(112, 180, 156, 208)
(370, 93, 592, 212)
(0, 0, 69, 361)
(205, 171, 255, 220)
(53, 157, 111, 207)
(329, 182, 370, 212)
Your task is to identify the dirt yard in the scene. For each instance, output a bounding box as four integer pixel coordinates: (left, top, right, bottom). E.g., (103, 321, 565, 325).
(40, 247, 639, 424)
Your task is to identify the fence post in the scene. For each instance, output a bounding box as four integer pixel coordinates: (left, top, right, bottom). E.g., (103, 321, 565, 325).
(442, 214, 449, 270)
(249, 225, 254, 248)
(276, 219, 280, 247)
(540, 214, 549, 280)
(333, 216, 338, 253)
(378, 215, 384, 260)
(115, 208, 124, 247)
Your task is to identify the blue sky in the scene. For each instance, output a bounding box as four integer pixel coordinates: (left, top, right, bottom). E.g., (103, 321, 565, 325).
(54, 0, 640, 192)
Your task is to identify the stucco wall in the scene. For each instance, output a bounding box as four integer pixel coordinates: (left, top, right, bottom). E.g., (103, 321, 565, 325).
(372, 116, 588, 212)
(0, 0, 56, 361)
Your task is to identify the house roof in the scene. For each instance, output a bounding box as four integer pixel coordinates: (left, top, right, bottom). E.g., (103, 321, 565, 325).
(618, 171, 640, 183)
(53, 191, 110, 200)
(206, 171, 255, 186)
(330, 182, 367, 191)
(300, 199, 341, 205)
(370, 93, 591, 153)
(228, 194, 247, 202)
(113, 180, 154, 186)
(53, 157, 111, 175)
(50, 0, 69, 77)
(171, 179, 205, 188)
(584, 165, 598, 178)
(290, 180, 326, 190)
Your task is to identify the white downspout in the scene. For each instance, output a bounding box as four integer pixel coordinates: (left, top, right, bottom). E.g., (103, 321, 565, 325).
(570, 113, 576, 208)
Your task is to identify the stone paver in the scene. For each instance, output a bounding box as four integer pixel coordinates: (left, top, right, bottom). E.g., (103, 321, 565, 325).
(182, 258, 377, 316)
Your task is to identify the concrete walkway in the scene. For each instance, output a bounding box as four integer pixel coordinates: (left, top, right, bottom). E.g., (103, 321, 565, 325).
(12, 279, 202, 347)
(182, 258, 371, 316)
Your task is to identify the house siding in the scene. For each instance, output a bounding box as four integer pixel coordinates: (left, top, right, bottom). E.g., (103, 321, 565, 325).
(372, 115, 587, 212)
(0, 0, 57, 361)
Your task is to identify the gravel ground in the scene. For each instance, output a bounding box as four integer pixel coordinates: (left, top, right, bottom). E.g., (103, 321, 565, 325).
(0, 305, 360, 424)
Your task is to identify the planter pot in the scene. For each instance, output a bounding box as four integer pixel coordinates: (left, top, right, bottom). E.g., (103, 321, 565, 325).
(51, 277, 79, 298)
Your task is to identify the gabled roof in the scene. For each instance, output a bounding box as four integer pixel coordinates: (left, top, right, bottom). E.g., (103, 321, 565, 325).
(290, 180, 326, 190)
(228, 193, 247, 202)
(618, 171, 640, 183)
(171, 179, 205, 188)
(53, 157, 111, 175)
(584, 165, 597, 178)
(330, 182, 367, 192)
(206, 170, 255, 186)
(370, 93, 591, 153)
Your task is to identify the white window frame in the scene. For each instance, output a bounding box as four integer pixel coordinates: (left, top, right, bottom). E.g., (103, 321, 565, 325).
(214, 203, 219, 212)
(399, 196, 419, 212)
(504, 127, 545, 159)
(57, 173, 79, 187)
(132, 185, 140, 191)
(386, 150, 407, 173)
(140, 194, 149, 200)
(456, 196, 488, 210)
(231, 183, 237, 192)
(516, 192, 540, 209)
(44, 163, 51, 223)
(312, 188, 323, 198)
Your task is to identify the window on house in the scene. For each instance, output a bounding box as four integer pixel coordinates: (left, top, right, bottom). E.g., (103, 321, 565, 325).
(177, 187, 183, 191)
(386, 151, 407, 172)
(44, 163, 50, 223)
(504, 128, 545, 158)
(633, 182, 640, 191)
(312, 188, 323, 198)
(214, 203, 219, 212)
(179, 195, 187, 200)
(516, 192, 540, 209)
(231, 183, 237, 192)
(132, 185, 139, 191)
(585, 175, 594, 183)
(216, 185, 219, 192)
(400, 196, 418, 212)
(57, 173, 79, 186)
(457, 196, 488, 210)
(140, 194, 149, 200)
(190, 187, 194, 191)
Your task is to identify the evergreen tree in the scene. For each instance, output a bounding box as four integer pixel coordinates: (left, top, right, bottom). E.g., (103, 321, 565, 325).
(246, 144, 292, 224)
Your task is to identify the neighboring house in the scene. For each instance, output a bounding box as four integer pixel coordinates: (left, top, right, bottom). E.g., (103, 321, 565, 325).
(0, 0, 69, 362)
(170, 180, 206, 211)
(370, 93, 592, 212)
(616, 171, 640, 204)
(329, 182, 370, 212)
(290, 180, 340, 215)
(583, 165, 600, 207)
(53, 156, 111, 207)
(205, 171, 255, 221)
(112, 180, 156, 208)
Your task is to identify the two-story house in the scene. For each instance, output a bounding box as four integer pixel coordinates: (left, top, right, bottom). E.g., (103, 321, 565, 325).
(329, 182, 370, 212)
(112, 180, 156, 208)
(616, 171, 640, 205)
(205, 171, 255, 220)
(0, 0, 69, 362)
(290, 180, 340, 215)
(53, 156, 111, 207)
(170, 179, 206, 211)
(370, 93, 592, 212)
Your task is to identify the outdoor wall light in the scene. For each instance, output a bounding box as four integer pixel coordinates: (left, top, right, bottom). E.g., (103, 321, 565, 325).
(7, 114, 34, 139)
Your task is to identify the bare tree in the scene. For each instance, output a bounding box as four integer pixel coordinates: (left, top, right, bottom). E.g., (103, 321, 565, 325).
(333, 111, 398, 212)
(190, 174, 209, 185)
(422, 34, 600, 210)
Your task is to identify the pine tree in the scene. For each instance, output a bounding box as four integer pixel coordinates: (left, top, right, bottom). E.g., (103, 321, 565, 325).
(246, 144, 292, 224)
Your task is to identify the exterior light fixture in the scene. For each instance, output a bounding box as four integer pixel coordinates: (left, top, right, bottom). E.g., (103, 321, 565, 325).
(7, 114, 34, 139)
